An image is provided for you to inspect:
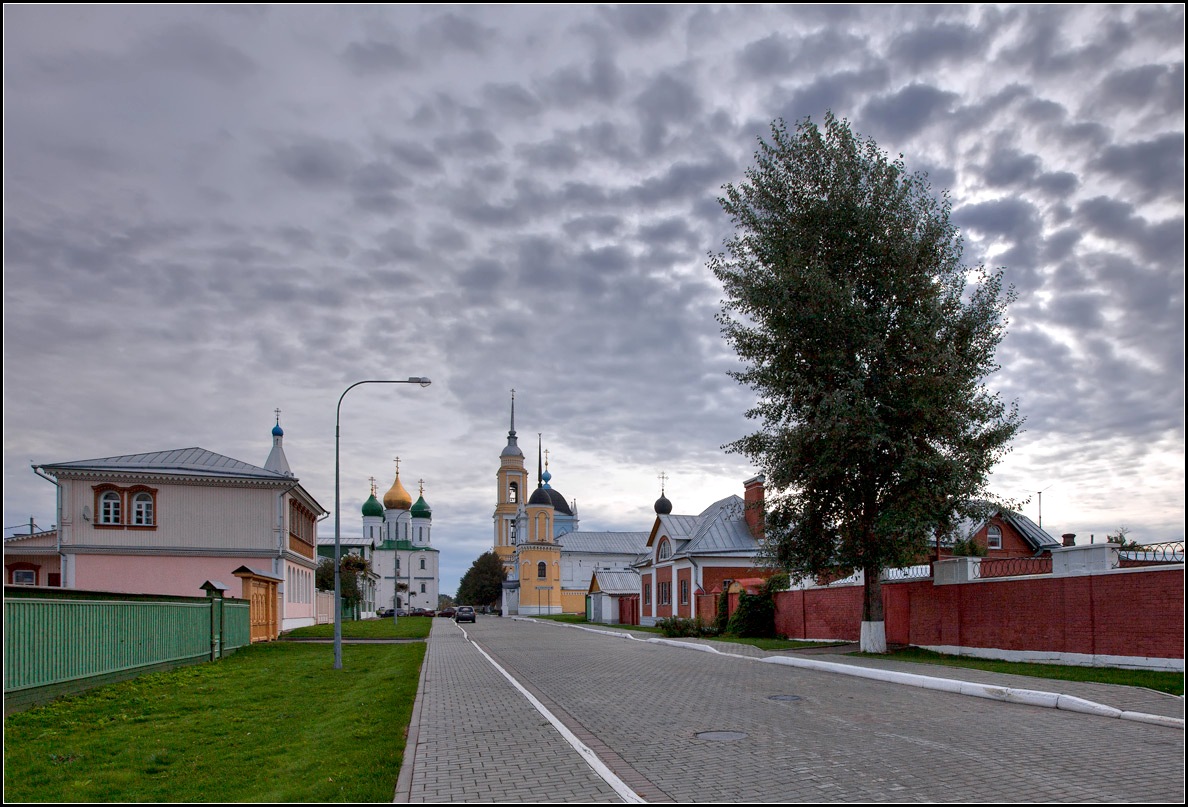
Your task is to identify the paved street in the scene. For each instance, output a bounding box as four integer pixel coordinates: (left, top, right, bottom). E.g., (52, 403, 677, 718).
(396, 617, 1184, 803)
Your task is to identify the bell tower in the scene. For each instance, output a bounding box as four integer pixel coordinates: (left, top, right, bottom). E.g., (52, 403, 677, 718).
(493, 390, 526, 571)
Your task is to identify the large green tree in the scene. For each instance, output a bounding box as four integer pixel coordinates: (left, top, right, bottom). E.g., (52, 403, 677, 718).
(710, 113, 1023, 651)
(455, 551, 506, 608)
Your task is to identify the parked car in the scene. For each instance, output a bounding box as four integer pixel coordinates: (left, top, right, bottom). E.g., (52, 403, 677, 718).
(377, 607, 394, 618)
(454, 605, 476, 623)
(395, 608, 409, 617)
(412, 607, 435, 617)
(438, 607, 456, 618)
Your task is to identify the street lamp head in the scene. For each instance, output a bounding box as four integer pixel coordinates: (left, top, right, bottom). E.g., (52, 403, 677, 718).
(407, 376, 432, 387)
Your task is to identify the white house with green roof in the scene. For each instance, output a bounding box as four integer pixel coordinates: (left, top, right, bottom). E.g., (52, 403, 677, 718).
(360, 465, 439, 613)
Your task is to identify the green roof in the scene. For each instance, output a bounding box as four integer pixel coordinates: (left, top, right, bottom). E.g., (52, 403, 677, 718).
(362, 493, 385, 518)
(410, 495, 432, 519)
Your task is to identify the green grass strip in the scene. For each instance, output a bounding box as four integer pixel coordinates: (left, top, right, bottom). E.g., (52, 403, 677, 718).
(857, 647, 1184, 696)
(4, 642, 425, 802)
(284, 616, 432, 640)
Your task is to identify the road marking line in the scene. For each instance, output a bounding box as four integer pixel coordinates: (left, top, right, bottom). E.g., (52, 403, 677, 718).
(456, 622, 646, 804)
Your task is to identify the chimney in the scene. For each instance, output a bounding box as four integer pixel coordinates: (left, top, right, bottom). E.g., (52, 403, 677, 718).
(743, 475, 765, 540)
(1061, 533, 1076, 547)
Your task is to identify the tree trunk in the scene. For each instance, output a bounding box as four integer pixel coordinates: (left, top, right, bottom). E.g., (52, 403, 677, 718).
(860, 564, 886, 653)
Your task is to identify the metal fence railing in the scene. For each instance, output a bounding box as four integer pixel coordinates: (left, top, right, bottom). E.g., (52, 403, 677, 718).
(973, 556, 1053, 579)
(1113, 540, 1185, 569)
(882, 564, 933, 581)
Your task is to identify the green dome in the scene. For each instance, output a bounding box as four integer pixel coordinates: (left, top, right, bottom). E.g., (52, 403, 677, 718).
(361, 493, 385, 518)
(410, 494, 432, 519)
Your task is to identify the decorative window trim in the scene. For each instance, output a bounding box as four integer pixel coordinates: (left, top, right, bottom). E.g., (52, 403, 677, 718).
(93, 484, 158, 530)
(7, 562, 39, 585)
(657, 538, 671, 561)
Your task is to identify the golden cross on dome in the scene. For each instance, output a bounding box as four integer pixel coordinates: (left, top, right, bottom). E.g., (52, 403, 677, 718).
(418, 478, 425, 496)
(369, 476, 377, 496)
(658, 471, 668, 493)
(394, 457, 400, 476)
(544, 448, 550, 469)
(274, 407, 281, 424)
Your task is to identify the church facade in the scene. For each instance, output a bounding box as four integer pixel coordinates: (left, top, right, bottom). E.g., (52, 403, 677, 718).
(493, 394, 647, 616)
(364, 464, 439, 614)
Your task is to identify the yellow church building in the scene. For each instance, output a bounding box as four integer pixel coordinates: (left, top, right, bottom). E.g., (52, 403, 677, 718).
(494, 392, 648, 616)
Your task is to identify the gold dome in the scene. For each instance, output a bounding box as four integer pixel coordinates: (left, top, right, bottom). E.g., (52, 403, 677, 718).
(383, 472, 413, 510)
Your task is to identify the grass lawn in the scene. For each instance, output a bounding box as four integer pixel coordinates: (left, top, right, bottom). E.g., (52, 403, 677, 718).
(4, 641, 425, 802)
(284, 616, 433, 640)
(860, 647, 1184, 696)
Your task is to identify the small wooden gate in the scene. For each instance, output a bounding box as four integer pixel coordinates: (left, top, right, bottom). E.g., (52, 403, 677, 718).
(233, 566, 281, 642)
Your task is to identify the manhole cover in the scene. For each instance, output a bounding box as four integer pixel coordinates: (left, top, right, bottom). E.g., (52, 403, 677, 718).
(768, 695, 803, 702)
(695, 730, 748, 741)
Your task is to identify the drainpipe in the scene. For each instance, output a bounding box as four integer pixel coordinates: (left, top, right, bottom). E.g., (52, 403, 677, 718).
(32, 466, 63, 586)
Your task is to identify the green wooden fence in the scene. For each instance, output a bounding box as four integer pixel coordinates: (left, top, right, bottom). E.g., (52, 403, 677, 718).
(4, 586, 250, 713)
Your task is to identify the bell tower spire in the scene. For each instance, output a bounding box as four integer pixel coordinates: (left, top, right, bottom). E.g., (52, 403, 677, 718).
(494, 389, 527, 571)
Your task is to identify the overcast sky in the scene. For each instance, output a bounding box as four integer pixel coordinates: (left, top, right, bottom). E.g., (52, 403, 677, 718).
(4, 4, 1183, 599)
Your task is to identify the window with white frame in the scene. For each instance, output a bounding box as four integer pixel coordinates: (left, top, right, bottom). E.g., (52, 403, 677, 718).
(680, 578, 689, 605)
(659, 581, 671, 605)
(657, 539, 671, 560)
(12, 569, 36, 585)
(99, 490, 122, 524)
(987, 525, 1002, 550)
(132, 492, 154, 526)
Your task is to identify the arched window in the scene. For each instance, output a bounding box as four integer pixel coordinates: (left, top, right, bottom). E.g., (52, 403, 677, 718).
(537, 561, 547, 579)
(132, 492, 154, 526)
(99, 491, 122, 525)
(419, 557, 426, 570)
(657, 538, 671, 561)
(987, 525, 1002, 550)
(509, 481, 518, 503)
(420, 583, 426, 593)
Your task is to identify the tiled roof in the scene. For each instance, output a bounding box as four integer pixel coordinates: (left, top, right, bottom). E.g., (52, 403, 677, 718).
(39, 448, 292, 482)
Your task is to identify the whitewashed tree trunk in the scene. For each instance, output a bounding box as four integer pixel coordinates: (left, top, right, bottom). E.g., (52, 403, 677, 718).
(860, 620, 887, 653)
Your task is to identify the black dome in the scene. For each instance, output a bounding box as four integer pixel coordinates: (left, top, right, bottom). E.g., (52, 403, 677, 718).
(545, 487, 573, 516)
(654, 493, 672, 515)
(528, 486, 553, 506)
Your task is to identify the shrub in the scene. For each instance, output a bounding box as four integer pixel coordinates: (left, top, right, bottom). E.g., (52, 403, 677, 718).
(726, 591, 776, 638)
(657, 616, 720, 638)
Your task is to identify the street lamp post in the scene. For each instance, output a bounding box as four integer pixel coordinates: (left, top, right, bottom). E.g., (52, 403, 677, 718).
(335, 376, 431, 670)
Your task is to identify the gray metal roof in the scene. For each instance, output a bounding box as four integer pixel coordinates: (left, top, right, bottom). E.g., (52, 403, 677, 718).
(653, 514, 701, 541)
(951, 508, 1060, 551)
(589, 569, 641, 595)
(680, 495, 758, 556)
(39, 448, 293, 483)
(556, 531, 649, 555)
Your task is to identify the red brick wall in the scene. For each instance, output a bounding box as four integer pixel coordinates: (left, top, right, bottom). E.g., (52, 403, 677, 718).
(772, 568, 1184, 660)
(641, 573, 652, 618)
(774, 587, 863, 641)
(701, 566, 773, 595)
(656, 566, 672, 619)
(677, 567, 693, 618)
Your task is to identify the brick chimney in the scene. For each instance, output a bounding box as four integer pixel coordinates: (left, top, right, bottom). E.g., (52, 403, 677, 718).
(1061, 533, 1076, 547)
(743, 475, 765, 540)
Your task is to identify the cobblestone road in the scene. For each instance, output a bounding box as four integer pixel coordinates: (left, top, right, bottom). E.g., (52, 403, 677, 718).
(398, 617, 1184, 803)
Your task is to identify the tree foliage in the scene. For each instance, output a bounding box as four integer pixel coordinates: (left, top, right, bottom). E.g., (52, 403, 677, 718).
(455, 551, 506, 608)
(315, 553, 372, 608)
(710, 113, 1023, 634)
